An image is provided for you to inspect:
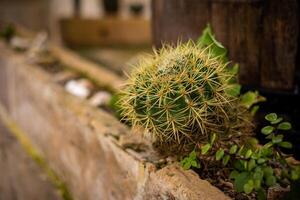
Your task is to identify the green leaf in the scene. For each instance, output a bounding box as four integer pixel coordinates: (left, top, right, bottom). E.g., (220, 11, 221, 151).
(271, 117, 283, 124)
(226, 84, 241, 97)
(183, 161, 192, 170)
(234, 172, 250, 192)
(253, 168, 264, 180)
(251, 152, 260, 160)
(188, 150, 196, 159)
(241, 160, 248, 170)
(257, 158, 266, 164)
(277, 122, 292, 130)
(228, 64, 239, 75)
(201, 144, 211, 155)
(245, 149, 253, 159)
(210, 133, 217, 144)
(279, 141, 293, 149)
(272, 134, 283, 144)
(191, 160, 201, 168)
(215, 149, 225, 161)
(243, 180, 254, 194)
(265, 113, 277, 122)
(197, 24, 227, 59)
(261, 145, 273, 156)
(229, 145, 238, 154)
(247, 137, 259, 146)
(257, 188, 267, 200)
(240, 91, 266, 109)
(233, 160, 244, 171)
(222, 155, 230, 166)
(291, 168, 300, 180)
(254, 179, 261, 190)
(266, 175, 276, 187)
(263, 167, 273, 177)
(181, 150, 200, 170)
(248, 159, 256, 171)
(261, 126, 274, 135)
(229, 170, 239, 180)
(251, 105, 260, 116)
(237, 145, 244, 156)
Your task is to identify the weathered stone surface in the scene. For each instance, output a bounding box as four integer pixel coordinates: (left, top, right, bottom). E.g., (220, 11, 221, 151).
(142, 164, 230, 200)
(0, 42, 230, 200)
(0, 121, 62, 200)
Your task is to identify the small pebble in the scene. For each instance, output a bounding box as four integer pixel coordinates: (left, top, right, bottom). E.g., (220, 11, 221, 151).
(10, 36, 30, 50)
(89, 91, 112, 107)
(166, 156, 176, 164)
(65, 79, 93, 99)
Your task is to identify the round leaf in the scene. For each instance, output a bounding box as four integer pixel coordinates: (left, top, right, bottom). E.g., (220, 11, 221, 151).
(229, 145, 238, 154)
(257, 158, 266, 164)
(272, 134, 283, 144)
(263, 167, 274, 177)
(253, 169, 264, 180)
(210, 133, 217, 144)
(254, 179, 261, 190)
(216, 149, 224, 161)
(189, 150, 197, 159)
(222, 155, 230, 166)
(243, 180, 254, 194)
(271, 117, 283, 124)
(229, 170, 239, 180)
(261, 126, 274, 135)
(266, 175, 276, 187)
(182, 161, 191, 170)
(248, 159, 256, 171)
(265, 113, 277, 122)
(245, 149, 253, 159)
(201, 144, 211, 155)
(278, 122, 292, 130)
(279, 141, 293, 149)
(234, 172, 250, 192)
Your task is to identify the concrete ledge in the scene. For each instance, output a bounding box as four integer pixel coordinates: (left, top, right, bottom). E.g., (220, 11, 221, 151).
(0, 42, 230, 200)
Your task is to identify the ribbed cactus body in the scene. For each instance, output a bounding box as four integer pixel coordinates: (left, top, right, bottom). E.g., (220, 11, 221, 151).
(119, 42, 249, 144)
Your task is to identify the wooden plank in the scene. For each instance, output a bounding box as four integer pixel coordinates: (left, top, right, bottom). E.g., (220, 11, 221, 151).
(227, 2, 249, 83)
(152, 0, 211, 47)
(211, 2, 229, 49)
(243, 2, 262, 86)
(60, 18, 151, 47)
(260, 0, 299, 90)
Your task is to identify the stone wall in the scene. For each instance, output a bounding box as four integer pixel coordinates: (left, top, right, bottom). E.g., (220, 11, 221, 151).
(0, 42, 230, 200)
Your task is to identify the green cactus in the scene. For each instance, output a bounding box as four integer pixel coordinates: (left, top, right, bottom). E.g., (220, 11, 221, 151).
(119, 41, 252, 149)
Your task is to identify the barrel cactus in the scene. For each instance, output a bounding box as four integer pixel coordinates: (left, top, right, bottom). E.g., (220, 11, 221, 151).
(119, 42, 252, 150)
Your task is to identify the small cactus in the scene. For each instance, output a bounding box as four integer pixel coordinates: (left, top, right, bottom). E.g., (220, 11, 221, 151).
(119, 42, 252, 148)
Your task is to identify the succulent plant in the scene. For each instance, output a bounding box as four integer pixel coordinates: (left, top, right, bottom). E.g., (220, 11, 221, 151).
(119, 41, 252, 148)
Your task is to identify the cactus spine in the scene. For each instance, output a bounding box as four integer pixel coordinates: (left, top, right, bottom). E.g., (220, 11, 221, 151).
(119, 42, 251, 145)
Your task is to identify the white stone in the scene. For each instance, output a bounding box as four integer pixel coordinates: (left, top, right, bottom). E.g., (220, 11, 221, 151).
(89, 91, 112, 107)
(10, 36, 30, 50)
(65, 79, 92, 99)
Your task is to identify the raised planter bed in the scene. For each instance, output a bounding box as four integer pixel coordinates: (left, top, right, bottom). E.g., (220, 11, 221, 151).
(0, 41, 230, 200)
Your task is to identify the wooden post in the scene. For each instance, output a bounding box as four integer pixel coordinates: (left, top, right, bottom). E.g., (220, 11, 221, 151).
(152, 0, 299, 91)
